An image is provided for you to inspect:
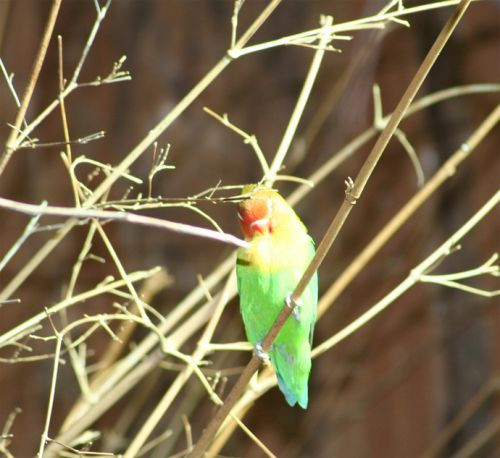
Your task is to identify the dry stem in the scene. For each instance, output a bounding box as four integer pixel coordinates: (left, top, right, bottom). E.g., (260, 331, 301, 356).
(0, 0, 62, 176)
(0, 198, 248, 249)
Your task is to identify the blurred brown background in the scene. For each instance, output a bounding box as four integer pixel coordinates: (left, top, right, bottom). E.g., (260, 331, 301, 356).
(0, 1, 499, 457)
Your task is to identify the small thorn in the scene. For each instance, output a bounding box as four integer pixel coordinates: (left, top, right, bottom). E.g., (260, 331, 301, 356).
(254, 342, 270, 363)
(286, 294, 302, 322)
(344, 176, 357, 205)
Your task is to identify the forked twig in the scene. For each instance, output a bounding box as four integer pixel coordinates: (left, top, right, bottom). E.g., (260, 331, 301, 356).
(204, 107, 270, 177)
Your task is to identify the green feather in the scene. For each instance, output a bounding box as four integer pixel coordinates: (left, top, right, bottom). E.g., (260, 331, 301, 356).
(237, 232, 317, 409)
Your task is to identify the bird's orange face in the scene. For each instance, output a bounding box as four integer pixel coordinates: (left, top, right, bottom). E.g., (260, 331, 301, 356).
(237, 197, 274, 239)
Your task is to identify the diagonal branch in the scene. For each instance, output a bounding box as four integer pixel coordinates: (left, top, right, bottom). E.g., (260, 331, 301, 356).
(0, 0, 62, 176)
(187, 1, 473, 455)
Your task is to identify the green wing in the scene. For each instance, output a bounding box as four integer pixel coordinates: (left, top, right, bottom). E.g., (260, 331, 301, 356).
(236, 236, 318, 409)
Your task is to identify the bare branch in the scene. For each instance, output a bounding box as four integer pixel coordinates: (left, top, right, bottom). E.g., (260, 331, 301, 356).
(0, 197, 248, 249)
(1, 0, 63, 175)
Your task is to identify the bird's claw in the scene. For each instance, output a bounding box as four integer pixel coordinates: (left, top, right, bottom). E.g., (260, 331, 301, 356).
(254, 342, 270, 363)
(286, 294, 302, 322)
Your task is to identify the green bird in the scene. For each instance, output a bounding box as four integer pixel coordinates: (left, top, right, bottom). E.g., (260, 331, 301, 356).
(236, 186, 318, 408)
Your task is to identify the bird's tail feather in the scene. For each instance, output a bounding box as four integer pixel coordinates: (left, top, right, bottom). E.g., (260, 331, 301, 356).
(271, 344, 310, 409)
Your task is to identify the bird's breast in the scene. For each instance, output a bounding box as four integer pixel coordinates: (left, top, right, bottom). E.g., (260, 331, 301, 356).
(239, 231, 311, 273)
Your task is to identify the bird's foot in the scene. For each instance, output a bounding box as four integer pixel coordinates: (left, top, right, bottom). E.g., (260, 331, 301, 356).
(286, 294, 303, 322)
(254, 342, 270, 363)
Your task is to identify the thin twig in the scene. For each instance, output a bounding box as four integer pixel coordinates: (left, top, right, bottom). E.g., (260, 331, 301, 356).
(0, 58, 20, 106)
(373, 84, 424, 186)
(230, 0, 245, 49)
(19, 131, 105, 150)
(204, 107, 270, 176)
(0, 407, 21, 458)
(46, 437, 117, 456)
(57, 34, 83, 207)
(266, 15, 334, 182)
(136, 429, 173, 457)
(0, 201, 47, 272)
(0, 197, 248, 249)
(70, 0, 113, 86)
(95, 224, 151, 323)
(37, 320, 63, 458)
(58, 221, 100, 403)
(95, 269, 171, 371)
